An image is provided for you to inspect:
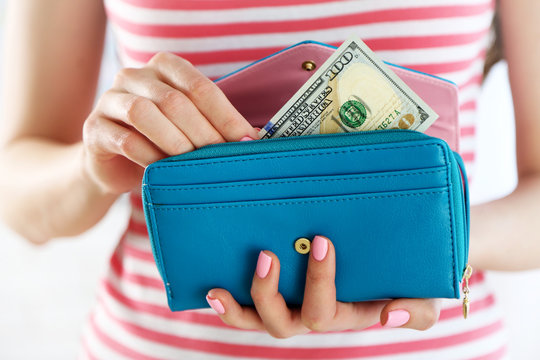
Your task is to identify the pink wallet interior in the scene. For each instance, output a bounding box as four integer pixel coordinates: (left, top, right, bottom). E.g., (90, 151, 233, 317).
(216, 41, 460, 152)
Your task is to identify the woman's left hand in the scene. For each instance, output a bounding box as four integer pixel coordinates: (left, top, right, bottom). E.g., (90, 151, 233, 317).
(206, 235, 442, 338)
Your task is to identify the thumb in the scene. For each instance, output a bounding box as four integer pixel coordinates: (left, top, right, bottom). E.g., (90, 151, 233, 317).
(380, 298, 441, 330)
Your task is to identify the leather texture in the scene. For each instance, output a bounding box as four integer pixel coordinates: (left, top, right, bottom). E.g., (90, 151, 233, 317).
(141, 41, 468, 312)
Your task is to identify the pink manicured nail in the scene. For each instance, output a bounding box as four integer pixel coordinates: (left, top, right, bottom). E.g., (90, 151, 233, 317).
(240, 136, 254, 141)
(312, 235, 328, 261)
(383, 310, 410, 328)
(206, 294, 225, 314)
(254, 127, 262, 132)
(256, 251, 272, 278)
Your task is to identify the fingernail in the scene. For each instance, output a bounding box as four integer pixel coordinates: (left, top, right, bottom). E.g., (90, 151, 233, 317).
(383, 309, 410, 328)
(240, 136, 254, 141)
(254, 127, 262, 132)
(312, 235, 328, 261)
(206, 294, 225, 314)
(256, 251, 272, 278)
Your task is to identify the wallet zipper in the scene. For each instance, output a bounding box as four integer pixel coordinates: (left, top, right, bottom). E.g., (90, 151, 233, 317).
(453, 151, 471, 319)
(159, 129, 430, 163)
(461, 263, 473, 319)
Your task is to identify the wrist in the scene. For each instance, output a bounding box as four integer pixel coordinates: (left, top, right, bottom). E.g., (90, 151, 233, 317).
(39, 142, 121, 239)
(467, 235, 486, 271)
(468, 206, 489, 271)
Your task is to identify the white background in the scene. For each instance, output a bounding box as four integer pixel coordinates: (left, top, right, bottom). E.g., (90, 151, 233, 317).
(1, 1, 540, 358)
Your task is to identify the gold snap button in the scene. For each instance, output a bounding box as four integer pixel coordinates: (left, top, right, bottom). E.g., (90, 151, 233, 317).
(294, 238, 311, 254)
(302, 60, 316, 71)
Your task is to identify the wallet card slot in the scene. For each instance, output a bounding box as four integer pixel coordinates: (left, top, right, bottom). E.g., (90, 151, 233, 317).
(147, 166, 448, 206)
(145, 140, 447, 186)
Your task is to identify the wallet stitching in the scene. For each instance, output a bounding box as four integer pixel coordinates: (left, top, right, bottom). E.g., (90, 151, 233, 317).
(151, 168, 446, 192)
(154, 190, 448, 211)
(150, 143, 444, 175)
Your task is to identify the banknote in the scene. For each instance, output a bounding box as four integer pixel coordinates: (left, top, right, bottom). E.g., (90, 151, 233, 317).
(259, 36, 439, 139)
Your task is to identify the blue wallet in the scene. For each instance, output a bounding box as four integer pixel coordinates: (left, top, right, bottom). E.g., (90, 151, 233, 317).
(142, 129, 470, 312)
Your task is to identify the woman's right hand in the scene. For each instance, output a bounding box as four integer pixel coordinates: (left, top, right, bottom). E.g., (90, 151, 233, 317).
(82, 52, 260, 195)
(207, 236, 442, 337)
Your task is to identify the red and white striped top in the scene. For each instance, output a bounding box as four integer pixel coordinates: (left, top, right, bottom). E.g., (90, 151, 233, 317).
(80, 0, 507, 359)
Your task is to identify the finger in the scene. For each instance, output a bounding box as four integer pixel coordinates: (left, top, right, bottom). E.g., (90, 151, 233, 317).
(111, 66, 155, 92)
(301, 235, 337, 330)
(334, 300, 390, 331)
(302, 236, 387, 331)
(250, 250, 310, 338)
(84, 116, 165, 167)
(380, 298, 442, 330)
(114, 71, 226, 148)
(98, 90, 195, 155)
(148, 52, 259, 141)
(205, 288, 265, 331)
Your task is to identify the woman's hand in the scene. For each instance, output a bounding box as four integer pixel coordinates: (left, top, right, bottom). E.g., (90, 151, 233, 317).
(82, 52, 260, 195)
(206, 236, 441, 338)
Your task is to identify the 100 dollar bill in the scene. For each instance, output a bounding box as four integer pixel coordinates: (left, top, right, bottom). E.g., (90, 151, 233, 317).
(259, 36, 439, 139)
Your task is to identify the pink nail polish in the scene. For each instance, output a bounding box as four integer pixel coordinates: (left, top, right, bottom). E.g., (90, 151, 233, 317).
(240, 136, 254, 141)
(312, 235, 328, 261)
(206, 294, 225, 314)
(254, 127, 262, 132)
(383, 309, 410, 328)
(256, 251, 272, 278)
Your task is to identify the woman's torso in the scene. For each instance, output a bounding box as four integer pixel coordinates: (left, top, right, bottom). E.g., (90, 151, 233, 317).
(80, 1, 507, 359)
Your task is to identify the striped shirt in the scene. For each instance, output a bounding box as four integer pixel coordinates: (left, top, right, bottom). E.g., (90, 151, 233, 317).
(80, 0, 507, 359)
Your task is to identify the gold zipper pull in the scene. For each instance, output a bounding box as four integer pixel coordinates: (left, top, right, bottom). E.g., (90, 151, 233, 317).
(462, 264, 473, 319)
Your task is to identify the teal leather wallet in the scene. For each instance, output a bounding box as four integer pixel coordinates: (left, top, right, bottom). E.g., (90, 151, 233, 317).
(141, 41, 470, 312)
(142, 130, 469, 312)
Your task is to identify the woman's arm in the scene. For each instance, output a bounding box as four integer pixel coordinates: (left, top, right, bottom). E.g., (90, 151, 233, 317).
(0, 0, 116, 243)
(0, 0, 260, 244)
(469, 0, 540, 271)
